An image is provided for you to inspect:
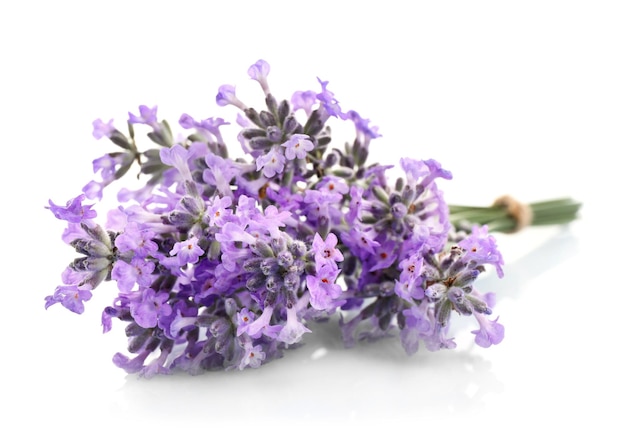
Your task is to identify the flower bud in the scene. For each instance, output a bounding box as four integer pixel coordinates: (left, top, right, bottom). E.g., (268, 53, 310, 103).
(467, 295, 492, 315)
(180, 196, 204, 216)
(109, 131, 132, 150)
(395, 177, 405, 192)
(71, 238, 111, 258)
(341, 255, 357, 276)
(244, 108, 263, 126)
(125, 322, 146, 337)
(425, 283, 447, 300)
(289, 259, 305, 275)
(378, 312, 393, 331)
(83, 268, 109, 289)
(252, 240, 274, 257)
(260, 257, 279, 276)
(391, 202, 408, 219)
(265, 274, 281, 293)
(288, 240, 307, 258)
(246, 273, 265, 292)
(362, 283, 381, 298)
(249, 137, 274, 150)
(167, 210, 195, 228)
(296, 222, 315, 237)
(259, 110, 276, 127)
(414, 183, 425, 198)
(304, 261, 317, 275)
(224, 298, 238, 317)
(210, 317, 230, 337)
(354, 145, 369, 166)
(316, 135, 331, 147)
(304, 111, 323, 135)
(214, 334, 232, 356)
(401, 185, 416, 203)
(243, 257, 264, 272)
(370, 202, 388, 219)
(81, 222, 111, 247)
(436, 301, 452, 325)
(447, 287, 473, 316)
(282, 115, 299, 134)
(191, 170, 204, 183)
(454, 269, 480, 288)
(283, 272, 300, 291)
(277, 99, 290, 124)
(128, 330, 151, 353)
(70, 256, 110, 272)
(332, 167, 355, 178)
(448, 258, 468, 277)
(389, 192, 403, 206)
(266, 126, 282, 143)
(323, 153, 339, 170)
(390, 219, 404, 235)
(265, 94, 278, 115)
(372, 185, 389, 205)
(340, 153, 355, 169)
(270, 236, 287, 254)
(208, 241, 222, 260)
(241, 128, 267, 139)
(380, 281, 396, 297)
(277, 250, 294, 268)
(196, 314, 214, 328)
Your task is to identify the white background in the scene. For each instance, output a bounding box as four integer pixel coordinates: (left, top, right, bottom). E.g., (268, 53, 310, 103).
(1, 1, 624, 441)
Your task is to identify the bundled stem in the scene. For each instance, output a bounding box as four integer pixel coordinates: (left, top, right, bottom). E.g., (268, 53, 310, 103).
(448, 197, 582, 234)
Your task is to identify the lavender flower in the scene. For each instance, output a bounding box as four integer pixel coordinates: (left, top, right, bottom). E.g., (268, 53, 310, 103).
(130, 289, 173, 329)
(45, 285, 93, 314)
(255, 147, 285, 178)
(316, 78, 344, 119)
(128, 105, 159, 128)
(92, 118, 115, 140)
(291, 90, 317, 115)
(216, 84, 246, 110)
(169, 237, 204, 266)
(306, 264, 343, 310)
(282, 134, 314, 160)
(46, 194, 97, 223)
(248, 59, 271, 95)
(311, 232, 344, 269)
(45, 58, 580, 377)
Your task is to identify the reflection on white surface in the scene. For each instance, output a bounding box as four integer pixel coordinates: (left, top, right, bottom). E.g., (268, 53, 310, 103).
(114, 320, 503, 422)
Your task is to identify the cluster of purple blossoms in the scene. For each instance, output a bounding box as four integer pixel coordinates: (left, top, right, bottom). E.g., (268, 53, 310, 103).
(46, 59, 505, 377)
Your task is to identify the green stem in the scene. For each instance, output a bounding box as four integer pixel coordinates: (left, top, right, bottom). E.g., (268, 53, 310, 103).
(448, 197, 582, 234)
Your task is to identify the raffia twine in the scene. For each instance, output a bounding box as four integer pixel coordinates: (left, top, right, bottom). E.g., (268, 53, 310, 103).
(492, 195, 533, 233)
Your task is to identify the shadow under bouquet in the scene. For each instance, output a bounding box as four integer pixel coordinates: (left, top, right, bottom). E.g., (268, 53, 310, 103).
(45, 59, 581, 377)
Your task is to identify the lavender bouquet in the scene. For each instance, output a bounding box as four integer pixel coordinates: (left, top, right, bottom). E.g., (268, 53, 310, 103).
(45, 60, 580, 377)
